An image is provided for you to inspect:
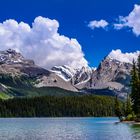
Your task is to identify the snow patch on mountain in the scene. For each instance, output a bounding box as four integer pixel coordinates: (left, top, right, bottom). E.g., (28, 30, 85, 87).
(51, 65, 92, 86)
(51, 65, 76, 81)
(73, 66, 92, 85)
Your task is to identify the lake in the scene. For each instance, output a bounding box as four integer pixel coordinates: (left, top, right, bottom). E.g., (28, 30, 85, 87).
(0, 117, 140, 140)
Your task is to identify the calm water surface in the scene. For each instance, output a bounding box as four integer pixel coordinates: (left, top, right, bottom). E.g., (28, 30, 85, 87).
(0, 117, 140, 140)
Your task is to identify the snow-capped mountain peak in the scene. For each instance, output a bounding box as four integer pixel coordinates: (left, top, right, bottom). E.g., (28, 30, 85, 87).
(51, 65, 92, 85)
(108, 49, 140, 64)
(0, 49, 34, 65)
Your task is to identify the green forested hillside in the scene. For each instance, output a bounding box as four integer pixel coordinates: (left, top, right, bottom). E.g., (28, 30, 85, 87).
(8, 86, 83, 97)
(0, 95, 117, 117)
(0, 72, 123, 118)
(0, 73, 83, 98)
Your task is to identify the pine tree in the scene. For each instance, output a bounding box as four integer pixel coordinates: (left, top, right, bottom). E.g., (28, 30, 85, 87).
(137, 55, 140, 80)
(137, 54, 140, 98)
(130, 57, 140, 118)
(114, 95, 122, 119)
(125, 94, 132, 117)
(137, 54, 140, 118)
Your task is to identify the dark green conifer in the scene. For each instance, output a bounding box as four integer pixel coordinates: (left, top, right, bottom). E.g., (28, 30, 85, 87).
(131, 56, 140, 118)
(114, 95, 122, 119)
(125, 94, 132, 116)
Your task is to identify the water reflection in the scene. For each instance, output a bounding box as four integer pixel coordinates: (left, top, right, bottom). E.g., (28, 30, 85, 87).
(129, 124, 140, 140)
(0, 118, 140, 140)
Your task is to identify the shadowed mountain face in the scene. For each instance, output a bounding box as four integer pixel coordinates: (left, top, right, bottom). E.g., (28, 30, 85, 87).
(0, 49, 133, 98)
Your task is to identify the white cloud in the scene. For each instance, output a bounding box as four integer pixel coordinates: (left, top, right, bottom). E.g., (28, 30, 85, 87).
(114, 4, 140, 36)
(0, 16, 88, 69)
(108, 49, 140, 64)
(88, 20, 109, 30)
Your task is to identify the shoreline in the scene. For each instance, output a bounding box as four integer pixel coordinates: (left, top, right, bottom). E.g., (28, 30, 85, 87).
(121, 121, 140, 125)
(0, 116, 116, 118)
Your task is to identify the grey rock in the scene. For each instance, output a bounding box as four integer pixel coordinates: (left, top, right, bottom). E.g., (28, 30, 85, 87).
(85, 56, 132, 98)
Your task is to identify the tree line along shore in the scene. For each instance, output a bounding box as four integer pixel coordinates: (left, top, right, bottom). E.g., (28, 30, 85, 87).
(115, 54, 140, 122)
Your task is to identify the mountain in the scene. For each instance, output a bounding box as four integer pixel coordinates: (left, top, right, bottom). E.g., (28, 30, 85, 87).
(51, 65, 76, 81)
(51, 65, 93, 88)
(0, 49, 135, 99)
(0, 49, 78, 98)
(85, 55, 132, 98)
(50, 54, 133, 98)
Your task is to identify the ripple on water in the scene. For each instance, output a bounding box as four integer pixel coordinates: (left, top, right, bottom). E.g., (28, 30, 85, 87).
(0, 118, 139, 140)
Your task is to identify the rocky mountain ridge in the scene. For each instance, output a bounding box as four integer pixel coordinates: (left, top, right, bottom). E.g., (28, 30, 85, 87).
(0, 49, 136, 98)
(85, 56, 132, 98)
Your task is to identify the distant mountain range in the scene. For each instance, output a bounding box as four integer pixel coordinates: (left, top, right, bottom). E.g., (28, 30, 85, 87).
(0, 49, 135, 99)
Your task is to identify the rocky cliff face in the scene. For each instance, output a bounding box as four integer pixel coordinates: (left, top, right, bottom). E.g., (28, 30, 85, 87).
(85, 56, 132, 98)
(0, 49, 34, 66)
(0, 49, 49, 77)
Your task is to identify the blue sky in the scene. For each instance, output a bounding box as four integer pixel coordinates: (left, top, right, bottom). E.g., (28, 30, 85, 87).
(0, 0, 140, 68)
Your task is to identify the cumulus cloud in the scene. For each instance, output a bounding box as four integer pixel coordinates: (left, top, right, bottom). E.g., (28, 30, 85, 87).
(88, 20, 109, 30)
(108, 49, 140, 64)
(0, 16, 88, 69)
(114, 4, 140, 36)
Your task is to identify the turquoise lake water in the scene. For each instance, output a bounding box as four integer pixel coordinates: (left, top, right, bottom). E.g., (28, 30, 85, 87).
(0, 117, 140, 140)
